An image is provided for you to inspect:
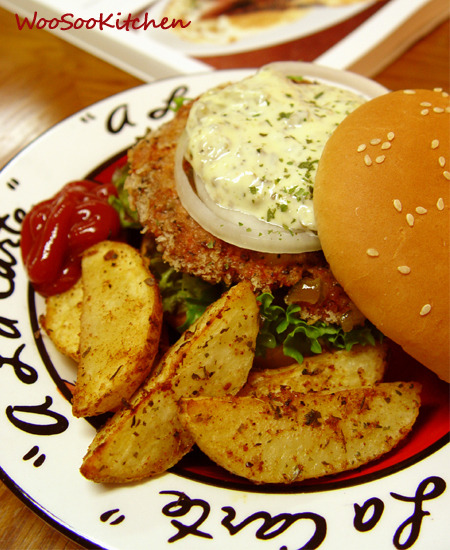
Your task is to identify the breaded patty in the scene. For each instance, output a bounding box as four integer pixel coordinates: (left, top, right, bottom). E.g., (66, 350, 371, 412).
(125, 102, 360, 326)
(126, 102, 324, 289)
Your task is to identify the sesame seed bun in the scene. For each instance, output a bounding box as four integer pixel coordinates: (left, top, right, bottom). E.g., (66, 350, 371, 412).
(314, 89, 450, 382)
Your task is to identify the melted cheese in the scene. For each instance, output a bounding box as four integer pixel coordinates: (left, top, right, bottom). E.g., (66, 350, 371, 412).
(185, 67, 365, 234)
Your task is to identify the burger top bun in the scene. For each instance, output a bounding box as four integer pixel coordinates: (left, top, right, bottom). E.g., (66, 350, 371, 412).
(314, 88, 449, 383)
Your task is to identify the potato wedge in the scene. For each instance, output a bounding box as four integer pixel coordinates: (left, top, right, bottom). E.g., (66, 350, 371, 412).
(39, 278, 82, 362)
(239, 342, 387, 396)
(179, 382, 421, 484)
(80, 281, 259, 483)
(72, 241, 163, 417)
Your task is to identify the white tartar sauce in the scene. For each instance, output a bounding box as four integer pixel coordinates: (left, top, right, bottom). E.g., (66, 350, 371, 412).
(184, 67, 365, 233)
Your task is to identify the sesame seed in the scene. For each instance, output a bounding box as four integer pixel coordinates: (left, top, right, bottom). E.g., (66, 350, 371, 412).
(387, 132, 395, 141)
(433, 87, 443, 92)
(420, 304, 432, 316)
(442, 91, 449, 97)
(406, 213, 415, 227)
(433, 107, 445, 113)
(446, 106, 450, 113)
(370, 138, 381, 145)
(404, 90, 416, 94)
(415, 206, 427, 214)
(443, 171, 450, 180)
(376, 155, 385, 164)
(357, 144, 367, 152)
(421, 109, 429, 115)
(420, 101, 432, 107)
(364, 154, 373, 166)
(397, 265, 411, 274)
(393, 199, 402, 212)
(381, 141, 392, 150)
(366, 248, 379, 257)
(431, 139, 440, 149)
(437, 197, 445, 210)
(438, 156, 446, 167)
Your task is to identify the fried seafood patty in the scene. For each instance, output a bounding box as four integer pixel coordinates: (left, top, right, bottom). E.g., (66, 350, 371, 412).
(125, 102, 360, 326)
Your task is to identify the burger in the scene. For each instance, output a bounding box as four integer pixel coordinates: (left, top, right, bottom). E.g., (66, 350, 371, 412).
(124, 63, 388, 368)
(314, 87, 449, 383)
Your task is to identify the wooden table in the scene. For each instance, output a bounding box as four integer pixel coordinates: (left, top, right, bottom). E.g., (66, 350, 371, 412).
(0, 5, 448, 549)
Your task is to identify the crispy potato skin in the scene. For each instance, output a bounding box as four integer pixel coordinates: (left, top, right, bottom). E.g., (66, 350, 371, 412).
(71, 241, 163, 417)
(39, 243, 421, 487)
(179, 382, 421, 484)
(80, 281, 259, 483)
(240, 342, 387, 396)
(39, 279, 83, 362)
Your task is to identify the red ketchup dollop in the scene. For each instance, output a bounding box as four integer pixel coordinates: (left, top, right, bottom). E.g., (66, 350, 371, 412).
(20, 180, 121, 297)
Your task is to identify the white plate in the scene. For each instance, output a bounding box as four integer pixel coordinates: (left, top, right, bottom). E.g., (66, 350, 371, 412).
(0, 64, 448, 550)
(145, 0, 375, 57)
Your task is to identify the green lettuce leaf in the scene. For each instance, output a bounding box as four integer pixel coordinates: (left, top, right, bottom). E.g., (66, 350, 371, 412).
(108, 164, 141, 229)
(256, 292, 382, 364)
(148, 252, 224, 332)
